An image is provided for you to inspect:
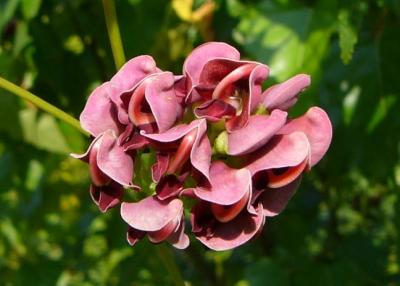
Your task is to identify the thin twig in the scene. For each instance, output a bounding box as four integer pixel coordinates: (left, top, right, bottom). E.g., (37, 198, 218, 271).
(102, 0, 126, 70)
(0, 76, 88, 136)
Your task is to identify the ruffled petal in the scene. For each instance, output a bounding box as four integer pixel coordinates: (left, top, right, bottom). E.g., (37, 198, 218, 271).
(156, 173, 187, 200)
(225, 64, 269, 131)
(109, 56, 158, 124)
(256, 176, 302, 217)
(262, 74, 310, 111)
(89, 183, 123, 212)
(97, 130, 135, 187)
(127, 227, 146, 246)
(227, 110, 287, 156)
(246, 132, 310, 188)
(79, 83, 121, 136)
(191, 202, 265, 251)
(144, 72, 179, 132)
(193, 161, 251, 205)
(278, 106, 332, 167)
(120, 196, 183, 232)
(141, 119, 211, 182)
(184, 42, 240, 102)
(194, 99, 236, 122)
(167, 215, 190, 249)
(246, 132, 310, 175)
(184, 42, 240, 86)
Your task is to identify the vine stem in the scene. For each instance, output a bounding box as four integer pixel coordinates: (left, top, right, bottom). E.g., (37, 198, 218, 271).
(102, 0, 126, 70)
(157, 244, 186, 286)
(0, 76, 89, 136)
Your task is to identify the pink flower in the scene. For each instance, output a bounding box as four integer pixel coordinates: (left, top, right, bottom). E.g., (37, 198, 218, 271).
(73, 41, 333, 250)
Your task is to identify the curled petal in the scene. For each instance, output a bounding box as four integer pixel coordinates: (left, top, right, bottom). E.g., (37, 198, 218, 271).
(108, 56, 158, 124)
(127, 227, 146, 246)
(110, 56, 158, 94)
(225, 64, 269, 131)
(141, 119, 211, 182)
(199, 59, 249, 90)
(156, 173, 188, 200)
(211, 190, 251, 223)
(126, 72, 179, 132)
(97, 130, 135, 187)
(194, 100, 236, 122)
(262, 74, 311, 111)
(256, 176, 302, 217)
(121, 196, 183, 232)
(79, 83, 122, 136)
(71, 135, 109, 186)
(151, 153, 170, 183)
(167, 215, 190, 249)
(246, 132, 310, 175)
(246, 132, 310, 188)
(184, 42, 240, 102)
(123, 133, 149, 151)
(193, 161, 251, 206)
(191, 202, 265, 251)
(145, 72, 180, 132)
(279, 106, 332, 167)
(147, 216, 180, 243)
(90, 183, 123, 213)
(184, 42, 240, 86)
(227, 110, 288, 156)
(266, 159, 308, 188)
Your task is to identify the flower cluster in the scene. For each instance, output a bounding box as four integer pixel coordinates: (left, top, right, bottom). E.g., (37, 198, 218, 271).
(72, 42, 332, 251)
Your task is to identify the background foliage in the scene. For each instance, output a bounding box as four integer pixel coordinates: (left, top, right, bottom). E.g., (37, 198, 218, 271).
(0, 0, 399, 285)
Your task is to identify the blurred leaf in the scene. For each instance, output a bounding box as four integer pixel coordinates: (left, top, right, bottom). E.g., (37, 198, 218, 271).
(19, 108, 72, 154)
(13, 21, 32, 56)
(21, 0, 42, 20)
(0, 0, 20, 34)
(245, 258, 289, 286)
(367, 95, 396, 132)
(338, 9, 358, 64)
(233, 7, 312, 81)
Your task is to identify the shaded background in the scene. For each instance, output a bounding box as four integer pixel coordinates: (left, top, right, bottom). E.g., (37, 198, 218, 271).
(1, 0, 400, 285)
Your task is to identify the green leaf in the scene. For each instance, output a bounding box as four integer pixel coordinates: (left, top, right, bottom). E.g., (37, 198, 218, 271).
(19, 108, 72, 154)
(338, 10, 358, 64)
(21, 0, 42, 20)
(13, 21, 32, 56)
(233, 8, 312, 81)
(367, 95, 396, 132)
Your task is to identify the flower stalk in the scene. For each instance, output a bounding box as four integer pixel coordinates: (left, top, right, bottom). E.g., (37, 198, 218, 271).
(0, 76, 88, 136)
(102, 0, 126, 70)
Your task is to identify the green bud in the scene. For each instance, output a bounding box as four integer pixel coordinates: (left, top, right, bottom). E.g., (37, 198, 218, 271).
(213, 131, 228, 155)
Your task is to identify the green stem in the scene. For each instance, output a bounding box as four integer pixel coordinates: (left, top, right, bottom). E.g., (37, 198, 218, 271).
(102, 0, 126, 70)
(0, 77, 89, 136)
(157, 244, 186, 286)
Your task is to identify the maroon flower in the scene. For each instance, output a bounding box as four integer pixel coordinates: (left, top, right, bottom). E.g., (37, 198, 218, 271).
(73, 41, 333, 251)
